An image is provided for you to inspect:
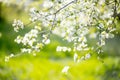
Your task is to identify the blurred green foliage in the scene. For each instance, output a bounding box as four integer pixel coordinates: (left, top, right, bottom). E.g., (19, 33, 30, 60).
(0, 55, 119, 80)
(0, 1, 120, 80)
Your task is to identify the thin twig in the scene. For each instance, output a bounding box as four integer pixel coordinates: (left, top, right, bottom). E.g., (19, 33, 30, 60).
(38, 29, 50, 34)
(50, 0, 77, 33)
(25, 0, 77, 27)
(54, 0, 76, 14)
(51, 14, 56, 30)
(106, 1, 114, 5)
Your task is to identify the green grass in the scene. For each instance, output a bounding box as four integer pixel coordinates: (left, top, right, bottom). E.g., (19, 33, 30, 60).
(0, 53, 119, 80)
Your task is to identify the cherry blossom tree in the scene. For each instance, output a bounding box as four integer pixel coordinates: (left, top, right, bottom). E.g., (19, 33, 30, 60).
(3, 0, 120, 73)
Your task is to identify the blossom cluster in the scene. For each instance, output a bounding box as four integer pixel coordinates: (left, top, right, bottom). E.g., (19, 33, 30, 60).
(15, 29, 38, 46)
(5, 54, 14, 62)
(12, 19, 24, 32)
(73, 53, 91, 62)
(97, 24, 116, 48)
(11, 0, 117, 73)
(42, 34, 50, 44)
(56, 46, 71, 52)
(14, 28, 44, 53)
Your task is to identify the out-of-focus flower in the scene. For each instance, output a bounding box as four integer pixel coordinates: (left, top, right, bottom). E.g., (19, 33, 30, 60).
(14, 35, 23, 44)
(15, 29, 38, 47)
(74, 53, 78, 62)
(42, 34, 50, 44)
(12, 19, 24, 32)
(11, 0, 116, 65)
(21, 48, 32, 53)
(42, 39, 50, 44)
(56, 46, 71, 52)
(43, 0, 53, 9)
(5, 56, 9, 62)
(85, 53, 91, 60)
(62, 66, 70, 74)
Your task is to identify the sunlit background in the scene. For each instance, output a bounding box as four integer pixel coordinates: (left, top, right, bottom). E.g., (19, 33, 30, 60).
(0, 0, 120, 80)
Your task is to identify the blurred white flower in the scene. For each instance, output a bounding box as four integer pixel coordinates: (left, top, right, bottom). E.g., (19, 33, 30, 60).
(5, 56, 9, 62)
(74, 53, 78, 62)
(85, 53, 91, 60)
(56, 46, 61, 52)
(43, 1, 53, 9)
(11, 0, 116, 64)
(14, 35, 23, 44)
(30, 7, 37, 14)
(42, 34, 50, 44)
(12, 19, 24, 32)
(15, 29, 38, 47)
(9, 54, 14, 58)
(42, 39, 50, 44)
(56, 46, 71, 52)
(29, 8, 41, 22)
(62, 66, 70, 74)
(21, 48, 32, 53)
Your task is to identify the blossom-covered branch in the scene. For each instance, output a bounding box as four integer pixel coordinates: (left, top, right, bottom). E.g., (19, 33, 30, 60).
(8, 0, 120, 73)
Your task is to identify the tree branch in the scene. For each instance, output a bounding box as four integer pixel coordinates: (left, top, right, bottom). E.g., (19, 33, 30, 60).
(50, 0, 77, 33)
(54, 0, 77, 14)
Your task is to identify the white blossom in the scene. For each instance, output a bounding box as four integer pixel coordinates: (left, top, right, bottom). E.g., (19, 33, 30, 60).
(74, 53, 78, 62)
(42, 39, 50, 44)
(29, 8, 41, 22)
(62, 66, 70, 74)
(21, 48, 32, 53)
(9, 54, 14, 58)
(43, 0, 53, 9)
(20, 29, 38, 46)
(56, 46, 71, 52)
(12, 19, 24, 32)
(11, 0, 117, 65)
(14, 35, 22, 44)
(85, 53, 91, 60)
(30, 8, 37, 14)
(42, 34, 50, 44)
(5, 56, 9, 62)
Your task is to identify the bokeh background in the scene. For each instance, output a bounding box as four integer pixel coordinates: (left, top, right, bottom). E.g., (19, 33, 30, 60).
(0, 0, 120, 80)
